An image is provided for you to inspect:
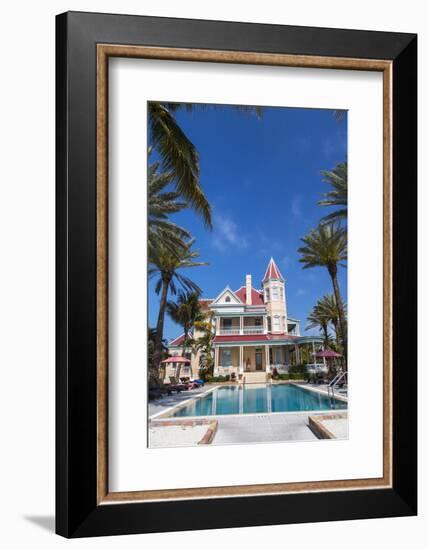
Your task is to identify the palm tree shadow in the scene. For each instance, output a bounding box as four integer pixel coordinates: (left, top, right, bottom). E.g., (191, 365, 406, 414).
(24, 515, 55, 533)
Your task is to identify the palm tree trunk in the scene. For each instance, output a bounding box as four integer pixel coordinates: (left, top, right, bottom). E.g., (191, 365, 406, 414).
(327, 264, 348, 368)
(153, 273, 171, 384)
(177, 329, 189, 381)
(321, 322, 329, 347)
(331, 319, 341, 346)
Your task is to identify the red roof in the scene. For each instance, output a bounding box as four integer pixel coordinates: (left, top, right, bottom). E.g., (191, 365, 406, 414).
(213, 333, 299, 344)
(169, 333, 187, 346)
(234, 287, 265, 306)
(262, 257, 284, 282)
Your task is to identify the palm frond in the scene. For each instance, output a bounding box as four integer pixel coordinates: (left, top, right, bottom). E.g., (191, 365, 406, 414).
(148, 102, 212, 227)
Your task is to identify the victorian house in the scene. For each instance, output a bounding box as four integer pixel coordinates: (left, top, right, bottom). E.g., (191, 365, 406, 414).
(168, 258, 324, 383)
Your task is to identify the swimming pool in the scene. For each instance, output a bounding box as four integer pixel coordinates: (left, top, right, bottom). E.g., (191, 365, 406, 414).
(171, 384, 347, 417)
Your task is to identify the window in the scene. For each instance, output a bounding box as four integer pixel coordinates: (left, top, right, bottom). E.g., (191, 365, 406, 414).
(272, 286, 279, 300)
(225, 296, 231, 303)
(223, 318, 232, 329)
(267, 317, 272, 332)
(255, 317, 262, 327)
(280, 287, 284, 300)
(273, 315, 280, 331)
(222, 349, 232, 367)
(265, 288, 270, 301)
(283, 316, 286, 331)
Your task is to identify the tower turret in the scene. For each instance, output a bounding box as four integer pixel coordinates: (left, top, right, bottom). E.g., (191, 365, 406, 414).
(262, 258, 287, 333)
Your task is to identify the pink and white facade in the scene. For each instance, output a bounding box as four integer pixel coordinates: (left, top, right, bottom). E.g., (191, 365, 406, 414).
(169, 258, 324, 383)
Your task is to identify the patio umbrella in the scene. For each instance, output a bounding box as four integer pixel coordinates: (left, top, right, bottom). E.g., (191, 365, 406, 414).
(314, 350, 342, 358)
(160, 356, 190, 363)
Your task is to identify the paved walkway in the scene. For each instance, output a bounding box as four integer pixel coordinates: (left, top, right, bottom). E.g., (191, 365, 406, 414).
(211, 412, 318, 445)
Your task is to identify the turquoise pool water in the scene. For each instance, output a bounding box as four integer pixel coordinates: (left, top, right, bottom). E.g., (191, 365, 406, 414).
(172, 384, 347, 417)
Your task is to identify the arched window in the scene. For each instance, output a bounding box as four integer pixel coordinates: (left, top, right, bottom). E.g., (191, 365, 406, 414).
(273, 315, 280, 331)
(225, 296, 231, 303)
(265, 288, 270, 301)
(272, 286, 279, 300)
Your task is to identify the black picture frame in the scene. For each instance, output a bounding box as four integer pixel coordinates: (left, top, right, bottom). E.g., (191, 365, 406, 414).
(56, 11, 417, 538)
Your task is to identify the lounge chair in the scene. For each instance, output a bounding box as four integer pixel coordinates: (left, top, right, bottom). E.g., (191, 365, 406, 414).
(169, 376, 191, 390)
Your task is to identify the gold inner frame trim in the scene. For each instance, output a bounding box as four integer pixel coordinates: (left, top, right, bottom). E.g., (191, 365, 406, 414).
(96, 44, 393, 504)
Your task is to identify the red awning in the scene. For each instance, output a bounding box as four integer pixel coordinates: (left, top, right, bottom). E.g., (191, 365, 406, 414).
(315, 349, 342, 358)
(160, 356, 190, 364)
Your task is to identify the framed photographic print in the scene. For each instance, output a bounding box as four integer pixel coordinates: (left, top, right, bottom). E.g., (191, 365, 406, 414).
(56, 11, 417, 538)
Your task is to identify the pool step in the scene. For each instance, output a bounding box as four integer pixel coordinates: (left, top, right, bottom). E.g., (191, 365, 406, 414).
(243, 371, 268, 384)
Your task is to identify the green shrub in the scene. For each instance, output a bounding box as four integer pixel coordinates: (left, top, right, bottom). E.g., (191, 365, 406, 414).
(207, 375, 229, 383)
(289, 372, 306, 380)
(289, 364, 308, 374)
(272, 373, 290, 381)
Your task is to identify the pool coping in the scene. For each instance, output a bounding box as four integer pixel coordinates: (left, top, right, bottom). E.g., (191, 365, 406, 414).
(291, 382, 348, 403)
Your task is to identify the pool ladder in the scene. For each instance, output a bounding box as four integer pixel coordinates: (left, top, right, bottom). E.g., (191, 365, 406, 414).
(327, 371, 347, 407)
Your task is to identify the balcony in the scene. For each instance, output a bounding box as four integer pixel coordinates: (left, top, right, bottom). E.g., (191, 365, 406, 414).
(218, 328, 241, 335)
(217, 316, 266, 336)
(218, 325, 265, 336)
(243, 326, 264, 335)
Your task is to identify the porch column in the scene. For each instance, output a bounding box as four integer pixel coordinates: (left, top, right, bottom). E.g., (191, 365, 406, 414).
(216, 316, 220, 334)
(295, 344, 300, 365)
(284, 346, 290, 367)
(312, 340, 316, 366)
(263, 316, 267, 334)
(239, 345, 244, 374)
(265, 345, 270, 372)
(240, 316, 243, 335)
(215, 347, 219, 373)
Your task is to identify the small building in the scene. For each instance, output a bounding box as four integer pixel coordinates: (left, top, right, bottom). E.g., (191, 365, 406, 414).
(168, 258, 324, 383)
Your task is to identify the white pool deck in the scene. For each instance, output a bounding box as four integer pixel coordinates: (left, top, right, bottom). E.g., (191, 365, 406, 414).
(148, 383, 348, 447)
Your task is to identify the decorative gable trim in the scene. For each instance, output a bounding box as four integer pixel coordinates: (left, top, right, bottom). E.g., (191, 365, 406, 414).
(210, 285, 243, 305)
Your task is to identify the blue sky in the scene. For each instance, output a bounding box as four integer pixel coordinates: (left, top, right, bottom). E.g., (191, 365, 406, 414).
(149, 104, 347, 340)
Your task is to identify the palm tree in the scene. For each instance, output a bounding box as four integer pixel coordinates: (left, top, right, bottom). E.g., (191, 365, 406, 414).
(148, 327, 168, 387)
(150, 239, 207, 376)
(316, 293, 347, 346)
(298, 223, 348, 364)
(306, 307, 331, 347)
(148, 102, 212, 227)
(194, 311, 216, 378)
(166, 291, 205, 379)
(148, 102, 263, 229)
(148, 160, 192, 262)
(319, 161, 347, 224)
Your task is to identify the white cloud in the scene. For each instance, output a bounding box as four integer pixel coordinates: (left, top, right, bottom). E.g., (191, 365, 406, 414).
(291, 195, 302, 218)
(296, 288, 307, 296)
(212, 214, 249, 252)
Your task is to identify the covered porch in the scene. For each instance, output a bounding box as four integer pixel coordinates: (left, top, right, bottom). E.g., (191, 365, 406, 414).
(214, 338, 325, 377)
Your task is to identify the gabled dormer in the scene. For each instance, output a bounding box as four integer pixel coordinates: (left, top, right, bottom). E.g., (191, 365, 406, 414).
(211, 286, 243, 306)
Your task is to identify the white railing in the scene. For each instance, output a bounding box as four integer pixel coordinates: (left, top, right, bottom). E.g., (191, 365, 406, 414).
(218, 328, 240, 335)
(243, 326, 264, 334)
(219, 327, 266, 335)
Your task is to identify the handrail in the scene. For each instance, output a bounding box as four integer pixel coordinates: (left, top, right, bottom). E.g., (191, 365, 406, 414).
(328, 371, 347, 404)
